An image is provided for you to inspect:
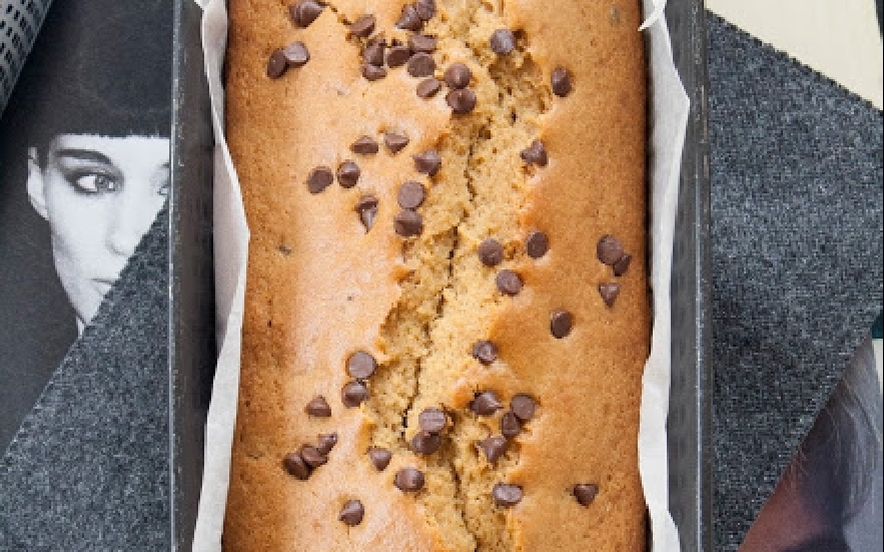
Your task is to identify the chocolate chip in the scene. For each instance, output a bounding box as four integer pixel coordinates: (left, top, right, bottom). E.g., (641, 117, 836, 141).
(394, 210, 424, 237)
(356, 195, 379, 231)
(290, 0, 324, 28)
(361, 63, 387, 81)
(550, 309, 573, 339)
(510, 394, 536, 422)
(350, 135, 379, 155)
(407, 52, 436, 77)
(525, 231, 549, 258)
(520, 139, 548, 167)
(386, 45, 413, 68)
(551, 67, 572, 97)
(574, 483, 599, 506)
(363, 40, 386, 66)
(395, 4, 423, 31)
(394, 467, 426, 492)
(410, 430, 441, 455)
(337, 161, 360, 188)
(470, 391, 503, 415)
(415, 0, 436, 20)
(341, 380, 369, 408)
(317, 433, 338, 455)
(350, 14, 376, 38)
(282, 42, 310, 68)
(471, 340, 498, 365)
(397, 181, 425, 209)
(500, 411, 521, 439)
(597, 235, 624, 265)
(598, 283, 621, 307)
(347, 350, 377, 379)
(413, 150, 442, 175)
(339, 500, 364, 526)
(409, 34, 437, 53)
(477, 239, 504, 267)
(416, 78, 443, 98)
(307, 166, 334, 194)
(489, 29, 517, 55)
(267, 50, 288, 79)
(384, 132, 410, 155)
(418, 408, 447, 433)
(305, 395, 332, 417)
(496, 270, 523, 296)
(367, 447, 392, 471)
(299, 445, 328, 468)
(492, 483, 523, 507)
(478, 436, 508, 463)
(446, 88, 477, 114)
(613, 253, 632, 276)
(283, 452, 311, 480)
(444, 63, 472, 89)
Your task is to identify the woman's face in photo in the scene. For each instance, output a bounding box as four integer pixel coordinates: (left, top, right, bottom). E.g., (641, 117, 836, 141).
(28, 134, 170, 331)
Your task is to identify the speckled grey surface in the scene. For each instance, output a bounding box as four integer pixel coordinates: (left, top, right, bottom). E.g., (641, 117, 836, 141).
(708, 13, 883, 551)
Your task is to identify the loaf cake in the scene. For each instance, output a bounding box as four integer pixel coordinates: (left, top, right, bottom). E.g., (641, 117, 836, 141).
(223, 1, 648, 550)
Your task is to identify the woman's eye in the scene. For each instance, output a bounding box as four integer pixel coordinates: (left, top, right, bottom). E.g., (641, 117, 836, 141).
(73, 173, 119, 194)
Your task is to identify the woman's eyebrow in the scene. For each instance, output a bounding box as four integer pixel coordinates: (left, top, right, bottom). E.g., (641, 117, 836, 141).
(52, 148, 113, 164)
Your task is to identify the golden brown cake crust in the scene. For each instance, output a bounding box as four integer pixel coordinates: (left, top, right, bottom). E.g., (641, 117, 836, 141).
(223, 1, 647, 550)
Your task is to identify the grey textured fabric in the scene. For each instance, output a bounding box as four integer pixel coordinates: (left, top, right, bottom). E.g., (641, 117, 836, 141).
(0, 208, 169, 551)
(708, 13, 884, 551)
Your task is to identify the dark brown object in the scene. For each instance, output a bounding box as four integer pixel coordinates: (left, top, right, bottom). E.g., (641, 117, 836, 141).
(397, 181, 426, 209)
(341, 380, 369, 408)
(361, 63, 387, 81)
(339, 500, 365, 526)
(551, 67, 573, 97)
(350, 14, 376, 38)
(317, 433, 338, 455)
(305, 395, 332, 417)
(367, 447, 393, 471)
(471, 340, 498, 365)
(470, 391, 503, 415)
(336, 161, 360, 188)
(394, 467, 426, 492)
(290, 0, 324, 28)
(267, 50, 288, 79)
(363, 40, 386, 66)
(282, 42, 310, 68)
(573, 483, 599, 506)
(596, 235, 625, 265)
(283, 452, 311, 480)
(306, 166, 334, 194)
(598, 283, 621, 307)
(500, 412, 521, 439)
(395, 4, 423, 31)
(550, 309, 573, 339)
(416, 78, 442, 98)
(415, 0, 435, 20)
(413, 150, 442, 175)
(409, 34, 437, 53)
(407, 53, 436, 77)
(418, 408, 447, 433)
(299, 445, 328, 468)
(350, 135, 380, 155)
(520, 139, 548, 167)
(356, 195, 379, 231)
(410, 430, 442, 455)
(510, 394, 537, 422)
(347, 351, 377, 379)
(446, 88, 477, 114)
(525, 231, 549, 258)
(444, 63, 472, 89)
(386, 45, 413, 68)
(613, 253, 632, 276)
(489, 28, 517, 55)
(492, 483, 523, 507)
(478, 436, 508, 463)
(384, 132, 410, 154)
(477, 239, 504, 266)
(496, 270, 523, 296)
(394, 210, 424, 237)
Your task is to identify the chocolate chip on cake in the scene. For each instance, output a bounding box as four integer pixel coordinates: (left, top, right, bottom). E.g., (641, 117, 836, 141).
(510, 394, 537, 422)
(418, 408, 447, 434)
(394, 210, 424, 237)
(282, 42, 310, 68)
(444, 63, 472, 89)
(470, 391, 503, 415)
(299, 444, 328, 468)
(395, 4, 423, 31)
(341, 380, 369, 407)
(409, 34, 437, 53)
(347, 350, 378, 379)
(339, 500, 364, 526)
(520, 139, 548, 167)
(413, 150, 442, 175)
(492, 483, 523, 507)
(490, 29, 517, 55)
(525, 231, 549, 258)
(283, 452, 311, 480)
(317, 433, 338, 455)
(407, 52, 436, 77)
(307, 166, 334, 194)
(368, 447, 392, 471)
(551, 67, 573, 97)
(416, 78, 442, 98)
(349, 14, 376, 38)
(337, 161, 361, 188)
(384, 132, 410, 155)
(496, 270, 523, 296)
(356, 195, 379, 231)
(613, 253, 632, 276)
(386, 45, 413, 68)
(361, 63, 387, 81)
(394, 467, 426, 492)
(478, 436, 508, 463)
(597, 235, 624, 265)
(363, 40, 386, 66)
(290, 0, 324, 28)
(500, 411, 521, 439)
(477, 239, 504, 267)
(471, 340, 498, 365)
(305, 395, 332, 417)
(415, 0, 436, 20)
(598, 283, 621, 308)
(350, 135, 380, 155)
(446, 88, 477, 114)
(410, 430, 442, 455)
(574, 483, 599, 506)
(267, 50, 288, 79)
(550, 309, 573, 339)
(398, 181, 426, 209)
